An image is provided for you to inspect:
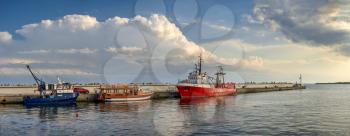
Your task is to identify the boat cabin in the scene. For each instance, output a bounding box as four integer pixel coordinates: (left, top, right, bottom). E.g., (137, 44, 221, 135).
(97, 84, 152, 101)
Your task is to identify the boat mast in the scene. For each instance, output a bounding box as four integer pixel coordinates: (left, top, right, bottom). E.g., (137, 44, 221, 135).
(215, 66, 225, 87)
(198, 53, 202, 74)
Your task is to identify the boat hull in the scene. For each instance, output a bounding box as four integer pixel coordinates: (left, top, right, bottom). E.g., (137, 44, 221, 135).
(177, 84, 236, 98)
(100, 93, 153, 102)
(105, 95, 152, 102)
(23, 93, 79, 106)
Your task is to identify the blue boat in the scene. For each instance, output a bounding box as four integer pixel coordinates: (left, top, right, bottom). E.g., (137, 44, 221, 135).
(23, 91, 79, 106)
(23, 65, 79, 106)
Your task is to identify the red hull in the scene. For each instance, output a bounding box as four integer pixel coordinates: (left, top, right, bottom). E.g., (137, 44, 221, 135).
(177, 84, 236, 98)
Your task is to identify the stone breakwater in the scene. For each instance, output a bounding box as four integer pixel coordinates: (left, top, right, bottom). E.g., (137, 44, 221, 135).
(0, 83, 305, 104)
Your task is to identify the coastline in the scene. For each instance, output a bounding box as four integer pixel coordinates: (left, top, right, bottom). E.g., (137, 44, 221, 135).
(315, 82, 350, 84)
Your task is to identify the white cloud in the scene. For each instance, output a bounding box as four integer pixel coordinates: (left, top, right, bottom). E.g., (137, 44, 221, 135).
(241, 14, 262, 24)
(105, 47, 144, 55)
(253, 0, 350, 48)
(1, 14, 256, 83)
(56, 48, 97, 54)
(0, 58, 42, 65)
(0, 67, 98, 76)
(241, 27, 250, 31)
(199, 38, 350, 83)
(0, 12, 349, 83)
(204, 23, 232, 32)
(18, 48, 97, 54)
(0, 31, 12, 44)
(61, 14, 99, 31)
(18, 49, 51, 54)
(243, 56, 264, 68)
(16, 15, 99, 35)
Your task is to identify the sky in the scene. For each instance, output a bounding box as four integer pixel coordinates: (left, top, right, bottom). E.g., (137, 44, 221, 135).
(0, 0, 350, 84)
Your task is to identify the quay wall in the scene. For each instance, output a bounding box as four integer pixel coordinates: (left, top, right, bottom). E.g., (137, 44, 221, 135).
(0, 83, 305, 104)
(236, 83, 295, 88)
(237, 86, 305, 94)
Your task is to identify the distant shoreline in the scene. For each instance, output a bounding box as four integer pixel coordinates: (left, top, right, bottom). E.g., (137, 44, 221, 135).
(316, 82, 350, 84)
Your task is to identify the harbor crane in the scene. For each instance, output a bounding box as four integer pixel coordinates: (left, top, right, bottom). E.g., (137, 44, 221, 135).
(26, 65, 46, 96)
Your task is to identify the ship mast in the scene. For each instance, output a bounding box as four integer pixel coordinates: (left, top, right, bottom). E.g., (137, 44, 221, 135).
(215, 66, 225, 87)
(198, 53, 203, 74)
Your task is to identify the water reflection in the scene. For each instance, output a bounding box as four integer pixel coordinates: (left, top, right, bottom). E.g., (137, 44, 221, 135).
(152, 96, 236, 135)
(97, 100, 158, 135)
(38, 106, 58, 120)
(179, 96, 230, 105)
(24, 105, 78, 121)
(179, 96, 236, 128)
(98, 100, 152, 113)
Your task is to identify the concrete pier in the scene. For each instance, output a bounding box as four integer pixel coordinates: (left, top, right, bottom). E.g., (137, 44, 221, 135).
(237, 86, 305, 94)
(0, 83, 305, 104)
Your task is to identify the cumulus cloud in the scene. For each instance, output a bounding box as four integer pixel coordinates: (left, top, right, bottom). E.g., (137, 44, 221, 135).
(253, 0, 350, 53)
(3, 12, 349, 83)
(16, 15, 99, 35)
(1, 14, 260, 83)
(0, 31, 12, 44)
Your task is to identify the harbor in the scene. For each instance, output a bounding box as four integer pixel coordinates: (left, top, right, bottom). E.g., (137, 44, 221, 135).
(0, 83, 305, 104)
(0, 84, 348, 136)
(1, 0, 349, 135)
(0, 55, 305, 104)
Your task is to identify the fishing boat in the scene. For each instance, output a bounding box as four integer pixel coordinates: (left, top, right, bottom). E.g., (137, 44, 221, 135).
(177, 54, 237, 98)
(97, 84, 152, 102)
(23, 65, 79, 106)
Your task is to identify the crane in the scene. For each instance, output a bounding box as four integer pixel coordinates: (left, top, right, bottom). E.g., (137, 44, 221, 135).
(26, 65, 46, 95)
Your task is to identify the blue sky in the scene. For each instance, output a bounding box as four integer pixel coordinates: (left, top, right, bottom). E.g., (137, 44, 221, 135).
(0, 0, 136, 32)
(0, 0, 350, 84)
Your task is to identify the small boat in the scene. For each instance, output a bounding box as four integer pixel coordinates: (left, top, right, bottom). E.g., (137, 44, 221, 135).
(97, 84, 152, 102)
(23, 65, 79, 106)
(177, 54, 237, 98)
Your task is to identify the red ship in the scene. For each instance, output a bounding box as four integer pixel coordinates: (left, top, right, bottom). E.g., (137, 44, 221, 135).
(177, 54, 236, 98)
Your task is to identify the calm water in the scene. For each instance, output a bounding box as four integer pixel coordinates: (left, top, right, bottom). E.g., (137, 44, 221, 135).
(1, 84, 350, 136)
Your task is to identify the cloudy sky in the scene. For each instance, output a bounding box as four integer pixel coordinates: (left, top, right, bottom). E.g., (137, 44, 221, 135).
(0, 0, 350, 84)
